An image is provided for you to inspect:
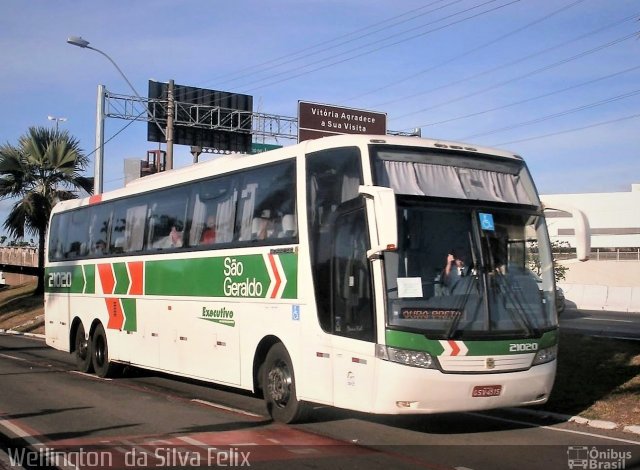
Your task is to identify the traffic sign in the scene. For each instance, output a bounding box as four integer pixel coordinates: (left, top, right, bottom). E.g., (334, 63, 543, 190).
(298, 101, 386, 142)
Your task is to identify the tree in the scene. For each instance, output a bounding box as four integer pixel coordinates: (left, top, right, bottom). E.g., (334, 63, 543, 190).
(527, 240, 570, 284)
(0, 127, 93, 294)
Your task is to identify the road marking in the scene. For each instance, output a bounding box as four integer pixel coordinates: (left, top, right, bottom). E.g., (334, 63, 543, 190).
(68, 370, 112, 380)
(0, 417, 78, 470)
(467, 412, 640, 445)
(0, 353, 27, 361)
(583, 318, 633, 323)
(190, 398, 263, 418)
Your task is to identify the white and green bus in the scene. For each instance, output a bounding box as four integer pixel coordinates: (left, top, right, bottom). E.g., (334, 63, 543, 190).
(45, 134, 584, 423)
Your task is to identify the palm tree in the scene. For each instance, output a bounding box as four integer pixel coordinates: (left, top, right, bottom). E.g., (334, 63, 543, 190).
(0, 126, 93, 294)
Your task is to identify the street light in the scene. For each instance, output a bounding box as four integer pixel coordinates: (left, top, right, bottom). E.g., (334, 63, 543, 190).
(47, 115, 67, 131)
(66, 36, 150, 112)
(66, 36, 169, 194)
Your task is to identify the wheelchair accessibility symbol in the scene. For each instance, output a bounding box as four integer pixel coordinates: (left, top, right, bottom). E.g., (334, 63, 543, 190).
(479, 212, 495, 231)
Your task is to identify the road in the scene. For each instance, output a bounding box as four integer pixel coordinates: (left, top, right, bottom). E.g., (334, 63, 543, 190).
(0, 333, 638, 470)
(560, 309, 640, 340)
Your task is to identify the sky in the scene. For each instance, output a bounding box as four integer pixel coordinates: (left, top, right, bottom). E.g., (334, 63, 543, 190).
(1, 0, 639, 234)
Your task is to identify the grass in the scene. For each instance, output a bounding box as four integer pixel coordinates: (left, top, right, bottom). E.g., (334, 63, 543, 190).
(0, 280, 44, 334)
(0, 283, 638, 425)
(539, 333, 640, 426)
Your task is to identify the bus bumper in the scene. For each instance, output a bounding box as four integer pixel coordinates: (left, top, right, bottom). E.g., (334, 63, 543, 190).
(370, 359, 556, 414)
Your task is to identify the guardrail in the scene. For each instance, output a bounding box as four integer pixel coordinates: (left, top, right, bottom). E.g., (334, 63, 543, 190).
(556, 249, 640, 261)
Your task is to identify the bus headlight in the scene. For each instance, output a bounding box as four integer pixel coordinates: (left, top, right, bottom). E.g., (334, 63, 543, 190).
(376, 344, 436, 369)
(532, 345, 557, 366)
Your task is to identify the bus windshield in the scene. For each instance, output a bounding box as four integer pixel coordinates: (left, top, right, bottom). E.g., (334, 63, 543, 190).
(383, 201, 556, 339)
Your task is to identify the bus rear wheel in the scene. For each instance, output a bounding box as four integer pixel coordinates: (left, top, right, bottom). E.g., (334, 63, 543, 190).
(262, 343, 309, 423)
(74, 323, 93, 373)
(91, 323, 120, 378)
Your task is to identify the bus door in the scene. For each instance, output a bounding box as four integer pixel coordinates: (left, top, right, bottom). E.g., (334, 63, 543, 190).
(330, 201, 376, 411)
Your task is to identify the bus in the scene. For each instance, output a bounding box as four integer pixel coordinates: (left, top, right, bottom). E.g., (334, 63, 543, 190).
(44, 134, 588, 423)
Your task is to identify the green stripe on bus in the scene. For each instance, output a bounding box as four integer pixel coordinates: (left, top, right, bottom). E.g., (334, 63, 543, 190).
(45, 266, 85, 294)
(113, 262, 130, 295)
(385, 329, 558, 356)
(144, 253, 297, 299)
(82, 264, 95, 294)
(121, 298, 137, 332)
(70, 266, 85, 294)
(385, 330, 445, 356)
(279, 252, 298, 299)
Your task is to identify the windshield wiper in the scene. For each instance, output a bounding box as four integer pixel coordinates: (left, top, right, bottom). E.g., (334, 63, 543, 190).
(493, 271, 540, 337)
(444, 272, 479, 339)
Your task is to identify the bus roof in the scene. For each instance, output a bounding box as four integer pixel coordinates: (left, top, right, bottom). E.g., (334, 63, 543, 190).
(301, 134, 522, 161)
(53, 134, 522, 213)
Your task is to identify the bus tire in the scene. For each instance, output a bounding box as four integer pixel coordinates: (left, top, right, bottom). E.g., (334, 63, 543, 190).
(91, 323, 120, 378)
(74, 323, 93, 373)
(262, 343, 309, 423)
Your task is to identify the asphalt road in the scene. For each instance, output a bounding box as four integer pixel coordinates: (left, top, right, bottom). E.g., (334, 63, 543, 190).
(0, 333, 639, 470)
(560, 308, 640, 340)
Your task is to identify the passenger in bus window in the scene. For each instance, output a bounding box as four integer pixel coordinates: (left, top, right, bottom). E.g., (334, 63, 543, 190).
(169, 226, 183, 247)
(252, 210, 273, 240)
(200, 215, 216, 245)
(91, 239, 107, 255)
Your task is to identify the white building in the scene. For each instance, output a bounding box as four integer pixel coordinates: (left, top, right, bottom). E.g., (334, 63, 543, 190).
(541, 183, 640, 251)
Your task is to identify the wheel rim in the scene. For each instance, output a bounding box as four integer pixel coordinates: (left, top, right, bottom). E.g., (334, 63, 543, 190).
(76, 329, 89, 362)
(267, 358, 292, 408)
(94, 335, 106, 368)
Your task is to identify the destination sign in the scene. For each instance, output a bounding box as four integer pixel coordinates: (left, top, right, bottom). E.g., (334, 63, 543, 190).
(400, 308, 463, 321)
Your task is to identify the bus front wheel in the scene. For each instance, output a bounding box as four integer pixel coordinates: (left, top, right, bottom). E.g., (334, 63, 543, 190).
(91, 323, 120, 378)
(74, 323, 93, 373)
(262, 343, 309, 423)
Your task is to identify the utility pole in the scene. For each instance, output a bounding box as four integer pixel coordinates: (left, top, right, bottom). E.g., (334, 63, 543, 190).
(95, 85, 106, 195)
(166, 79, 175, 170)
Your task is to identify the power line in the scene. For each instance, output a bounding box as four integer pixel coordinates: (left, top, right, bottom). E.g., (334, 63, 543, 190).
(107, 0, 522, 115)
(343, 0, 586, 104)
(233, 0, 501, 90)
(458, 88, 640, 140)
(85, 111, 143, 159)
(414, 64, 640, 128)
(391, 27, 639, 124)
(491, 112, 640, 147)
(177, 0, 477, 104)
(240, 0, 522, 94)
(387, 12, 639, 115)
(198, 0, 457, 89)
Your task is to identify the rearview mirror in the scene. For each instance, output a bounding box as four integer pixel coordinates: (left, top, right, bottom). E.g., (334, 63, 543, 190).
(359, 185, 398, 259)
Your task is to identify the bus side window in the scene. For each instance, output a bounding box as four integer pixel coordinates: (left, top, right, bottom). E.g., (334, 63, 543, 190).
(125, 204, 147, 252)
(88, 203, 112, 257)
(109, 201, 128, 254)
(235, 161, 296, 243)
(64, 211, 90, 259)
(145, 188, 188, 251)
(48, 214, 67, 261)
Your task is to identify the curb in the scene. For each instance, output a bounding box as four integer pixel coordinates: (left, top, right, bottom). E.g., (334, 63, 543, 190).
(506, 408, 640, 436)
(0, 329, 45, 339)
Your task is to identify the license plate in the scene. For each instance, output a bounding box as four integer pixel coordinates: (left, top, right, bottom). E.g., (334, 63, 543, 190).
(472, 385, 502, 397)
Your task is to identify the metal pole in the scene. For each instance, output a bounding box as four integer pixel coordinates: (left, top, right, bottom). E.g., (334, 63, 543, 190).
(166, 79, 175, 170)
(95, 84, 106, 195)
